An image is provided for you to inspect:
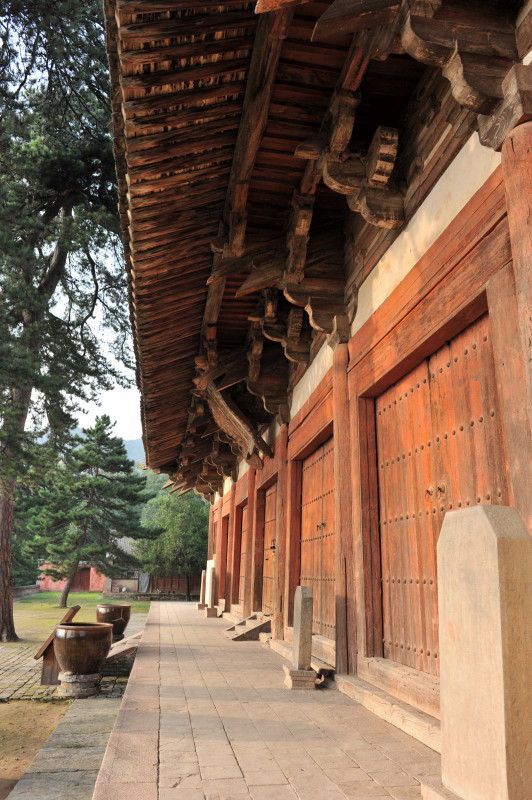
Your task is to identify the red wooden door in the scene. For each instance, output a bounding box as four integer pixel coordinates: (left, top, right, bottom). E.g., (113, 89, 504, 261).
(300, 437, 335, 638)
(262, 483, 277, 615)
(238, 504, 248, 605)
(74, 569, 90, 592)
(376, 314, 508, 676)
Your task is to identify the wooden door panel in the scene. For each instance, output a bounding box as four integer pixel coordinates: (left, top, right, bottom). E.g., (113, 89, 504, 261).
(376, 361, 436, 673)
(300, 437, 335, 638)
(429, 315, 508, 518)
(262, 484, 277, 614)
(238, 504, 247, 605)
(376, 313, 508, 677)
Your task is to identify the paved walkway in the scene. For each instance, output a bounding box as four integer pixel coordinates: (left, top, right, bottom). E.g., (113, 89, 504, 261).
(93, 602, 441, 800)
(0, 613, 147, 701)
(6, 696, 122, 800)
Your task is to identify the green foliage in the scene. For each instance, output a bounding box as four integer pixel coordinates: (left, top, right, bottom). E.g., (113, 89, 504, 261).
(24, 417, 160, 587)
(0, 0, 132, 635)
(137, 480, 209, 579)
(0, 0, 131, 489)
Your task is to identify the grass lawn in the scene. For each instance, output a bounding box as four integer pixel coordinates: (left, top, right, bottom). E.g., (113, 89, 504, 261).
(10, 591, 151, 646)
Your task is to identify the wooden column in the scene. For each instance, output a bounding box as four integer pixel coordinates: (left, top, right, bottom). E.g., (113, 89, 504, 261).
(487, 264, 532, 532)
(207, 504, 214, 560)
(214, 500, 223, 604)
(272, 423, 288, 640)
(332, 343, 356, 674)
(243, 468, 256, 618)
(501, 121, 532, 439)
(225, 483, 237, 611)
(284, 457, 302, 630)
(251, 487, 266, 612)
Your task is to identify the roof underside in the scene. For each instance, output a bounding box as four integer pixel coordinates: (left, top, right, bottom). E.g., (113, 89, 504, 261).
(105, 0, 523, 493)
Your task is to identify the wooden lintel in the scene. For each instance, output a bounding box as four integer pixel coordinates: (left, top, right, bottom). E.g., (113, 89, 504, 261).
(312, 0, 401, 42)
(203, 382, 274, 468)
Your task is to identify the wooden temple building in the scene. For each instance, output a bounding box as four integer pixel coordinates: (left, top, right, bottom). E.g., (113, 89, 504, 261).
(104, 0, 532, 741)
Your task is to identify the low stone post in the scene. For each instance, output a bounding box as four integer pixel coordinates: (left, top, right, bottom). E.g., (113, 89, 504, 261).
(197, 569, 207, 610)
(205, 566, 218, 618)
(421, 506, 532, 800)
(283, 586, 316, 689)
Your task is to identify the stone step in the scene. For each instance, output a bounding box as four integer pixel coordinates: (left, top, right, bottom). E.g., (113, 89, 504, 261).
(225, 615, 272, 642)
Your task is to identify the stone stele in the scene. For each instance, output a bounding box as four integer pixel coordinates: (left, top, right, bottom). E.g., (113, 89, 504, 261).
(426, 505, 532, 800)
(292, 585, 313, 671)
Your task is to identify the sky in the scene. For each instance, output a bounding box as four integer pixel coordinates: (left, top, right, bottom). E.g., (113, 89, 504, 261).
(78, 383, 143, 441)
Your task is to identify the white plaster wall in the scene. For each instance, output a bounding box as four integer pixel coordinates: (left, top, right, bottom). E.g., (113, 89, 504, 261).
(352, 133, 501, 336)
(290, 341, 333, 418)
(237, 459, 249, 479)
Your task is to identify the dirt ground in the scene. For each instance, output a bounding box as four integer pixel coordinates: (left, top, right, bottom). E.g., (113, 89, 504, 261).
(0, 700, 69, 800)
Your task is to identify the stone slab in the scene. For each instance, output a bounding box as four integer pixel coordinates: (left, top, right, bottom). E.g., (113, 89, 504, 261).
(421, 776, 462, 799)
(437, 506, 532, 800)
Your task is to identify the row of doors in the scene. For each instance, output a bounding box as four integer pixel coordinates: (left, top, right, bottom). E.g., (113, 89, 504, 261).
(222, 313, 507, 678)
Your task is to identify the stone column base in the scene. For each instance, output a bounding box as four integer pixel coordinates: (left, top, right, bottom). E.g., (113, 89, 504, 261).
(421, 777, 462, 800)
(283, 664, 316, 690)
(197, 602, 207, 610)
(57, 671, 101, 698)
(205, 607, 218, 618)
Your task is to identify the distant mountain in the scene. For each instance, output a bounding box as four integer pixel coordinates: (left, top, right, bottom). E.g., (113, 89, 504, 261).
(124, 438, 145, 465)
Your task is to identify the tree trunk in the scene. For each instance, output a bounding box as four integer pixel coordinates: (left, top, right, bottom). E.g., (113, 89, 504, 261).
(59, 564, 79, 608)
(186, 573, 191, 602)
(0, 487, 18, 641)
(0, 205, 73, 640)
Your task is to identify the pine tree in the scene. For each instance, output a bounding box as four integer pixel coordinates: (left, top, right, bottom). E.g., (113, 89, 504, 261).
(0, 2, 130, 638)
(26, 417, 159, 608)
(138, 483, 209, 601)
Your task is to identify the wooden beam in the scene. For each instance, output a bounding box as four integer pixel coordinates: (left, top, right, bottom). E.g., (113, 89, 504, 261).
(199, 8, 293, 373)
(224, 9, 294, 249)
(236, 258, 285, 296)
(255, 0, 307, 11)
(312, 0, 401, 43)
(203, 382, 274, 468)
(401, 12, 517, 70)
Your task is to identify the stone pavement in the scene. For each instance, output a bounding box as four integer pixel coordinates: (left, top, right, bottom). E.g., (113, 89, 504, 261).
(6, 695, 122, 800)
(93, 602, 441, 800)
(0, 612, 147, 701)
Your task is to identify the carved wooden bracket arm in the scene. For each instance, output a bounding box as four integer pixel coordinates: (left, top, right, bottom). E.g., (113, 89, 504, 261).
(203, 382, 274, 469)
